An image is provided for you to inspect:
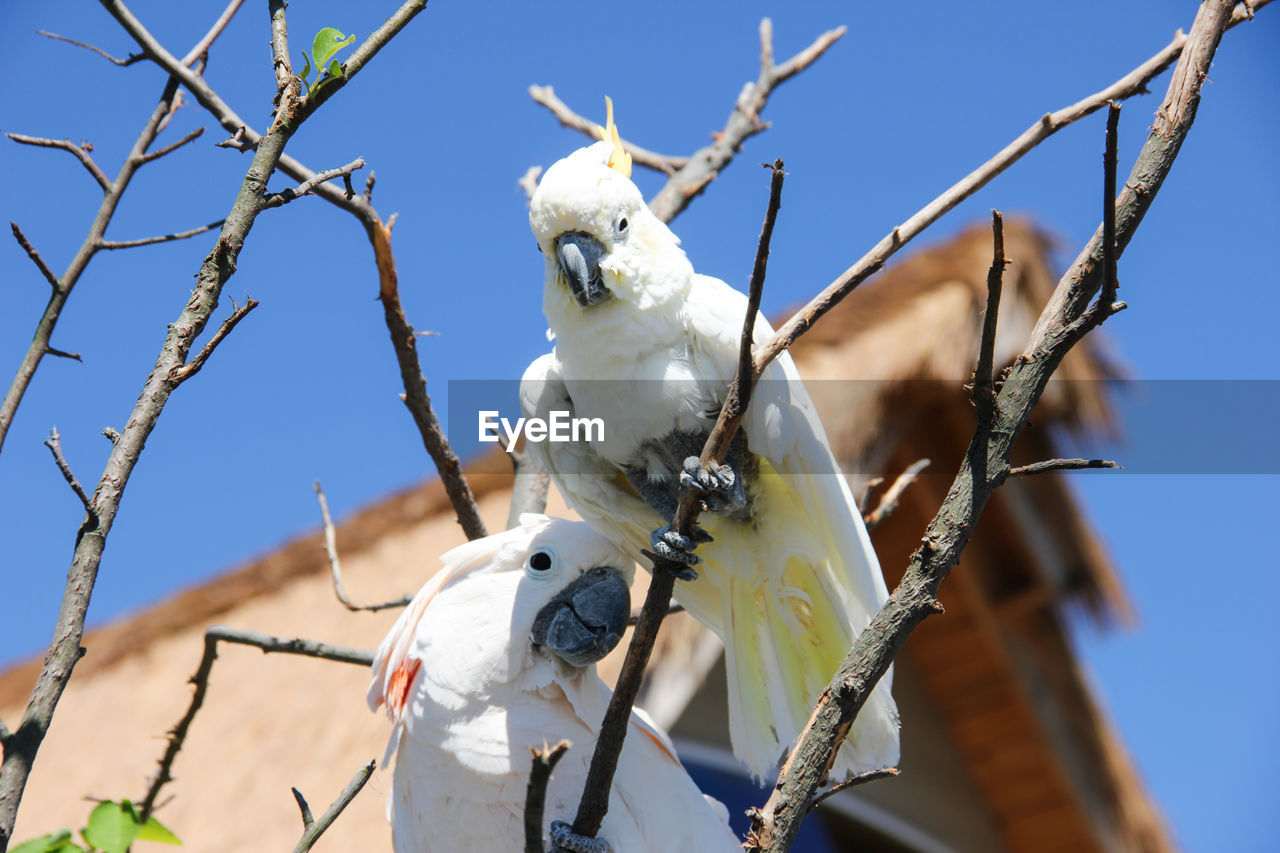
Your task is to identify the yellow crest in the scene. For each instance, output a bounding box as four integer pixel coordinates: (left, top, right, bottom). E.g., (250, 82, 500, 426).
(595, 96, 632, 179)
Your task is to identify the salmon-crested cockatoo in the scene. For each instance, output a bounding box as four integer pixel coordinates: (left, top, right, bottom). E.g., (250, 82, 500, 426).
(520, 101, 899, 782)
(368, 514, 740, 853)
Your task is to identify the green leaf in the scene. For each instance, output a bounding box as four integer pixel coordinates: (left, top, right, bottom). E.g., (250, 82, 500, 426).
(136, 815, 182, 846)
(327, 58, 344, 81)
(11, 829, 84, 853)
(299, 50, 312, 83)
(311, 28, 355, 74)
(81, 801, 141, 853)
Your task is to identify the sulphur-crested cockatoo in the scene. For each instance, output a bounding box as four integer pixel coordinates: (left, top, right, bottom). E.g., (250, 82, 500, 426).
(519, 102, 899, 781)
(368, 514, 740, 853)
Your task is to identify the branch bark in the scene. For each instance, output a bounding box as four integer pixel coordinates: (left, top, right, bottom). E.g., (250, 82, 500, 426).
(289, 761, 375, 853)
(746, 3, 1238, 848)
(0, 3, 423, 844)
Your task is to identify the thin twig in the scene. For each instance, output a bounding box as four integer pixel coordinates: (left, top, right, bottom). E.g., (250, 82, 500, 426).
(648, 21, 842, 223)
(2, 0, 245, 455)
(36, 30, 142, 66)
(290, 788, 314, 829)
(518, 165, 543, 203)
(746, 4, 1240, 849)
(6, 134, 112, 192)
(1008, 458, 1119, 477)
(43, 429, 92, 513)
(99, 220, 224, 250)
(180, 0, 246, 66)
(571, 160, 786, 841)
(263, 158, 366, 208)
(136, 126, 205, 165)
(169, 298, 260, 385)
(138, 625, 374, 823)
(862, 459, 932, 532)
(750, 2, 1268, 377)
(527, 87, 689, 175)
(807, 768, 900, 812)
(44, 347, 82, 362)
(10, 223, 61, 290)
(970, 211, 1007, 423)
(525, 740, 570, 853)
(314, 482, 414, 612)
(0, 5, 421, 838)
(290, 761, 376, 853)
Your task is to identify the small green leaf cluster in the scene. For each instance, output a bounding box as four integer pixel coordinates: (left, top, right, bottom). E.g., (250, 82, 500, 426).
(299, 28, 356, 95)
(11, 800, 181, 853)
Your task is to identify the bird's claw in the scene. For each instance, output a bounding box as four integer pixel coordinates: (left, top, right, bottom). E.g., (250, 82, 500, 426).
(550, 821, 611, 853)
(645, 522, 709, 581)
(679, 456, 746, 512)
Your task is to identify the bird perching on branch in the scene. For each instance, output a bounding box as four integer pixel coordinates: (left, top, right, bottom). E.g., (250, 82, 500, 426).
(520, 100, 899, 782)
(368, 515, 739, 852)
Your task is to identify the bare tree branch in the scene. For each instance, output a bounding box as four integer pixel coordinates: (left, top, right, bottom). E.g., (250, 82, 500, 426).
(528, 86, 689, 174)
(169, 298, 260, 385)
(98, 219, 224, 250)
(9, 223, 61, 290)
(0, 3, 423, 841)
(314, 482, 413, 612)
(524, 740, 570, 853)
(136, 126, 205, 165)
(138, 625, 373, 824)
(805, 767, 899, 813)
(746, 4, 1240, 848)
(862, 458, 932, 532)
(570, 160, 786, 841)
(5, 134, 112, 192)
(290, 787, 314, 830)
(1009, 458, 1120, 477)
(106, 0, 490, 544)
(263, 158, 366, 209)
(751, 0, 1268, 376)
(269, 0, 292, 91)
(517, 165, 543, 202)
(290, 761, 375, 853)
(180, 0, 246, 67)
(970, 211, 1008, 423)
(35, 29, 142, 66)
(647, 21, 843, 224)
(43, 429, 93, 514)
(1, 0, 248, 455)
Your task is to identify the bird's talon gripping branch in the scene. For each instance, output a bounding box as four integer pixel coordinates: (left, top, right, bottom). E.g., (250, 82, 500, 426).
(550, 820, 612, 853)
(680, 455, 746, 512)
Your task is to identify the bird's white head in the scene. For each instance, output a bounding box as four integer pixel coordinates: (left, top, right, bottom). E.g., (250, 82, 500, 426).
(530, 98, 692, 326)
(368, 514, 635, 720)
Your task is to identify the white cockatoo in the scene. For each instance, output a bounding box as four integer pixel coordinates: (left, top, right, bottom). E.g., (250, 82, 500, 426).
(519, 102, 899, 781)
(368, 514, 740, 853)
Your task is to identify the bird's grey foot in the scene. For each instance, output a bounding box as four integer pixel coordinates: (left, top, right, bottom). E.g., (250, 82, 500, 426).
(646, 523, 711, 580)
(550, 821, 611, 853)
(680, 455, 746, 513)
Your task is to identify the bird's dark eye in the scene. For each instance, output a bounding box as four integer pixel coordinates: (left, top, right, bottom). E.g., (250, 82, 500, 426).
(525, 549, 557, 576)
(617, 216, 628, 234)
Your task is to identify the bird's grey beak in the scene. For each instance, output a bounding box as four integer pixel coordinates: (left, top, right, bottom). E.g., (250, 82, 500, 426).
(530, 566, 630, 668)
(555, 231, 611, 308)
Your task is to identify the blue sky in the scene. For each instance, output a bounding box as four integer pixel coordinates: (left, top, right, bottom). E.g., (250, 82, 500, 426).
(1, 1, 1276, 850)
